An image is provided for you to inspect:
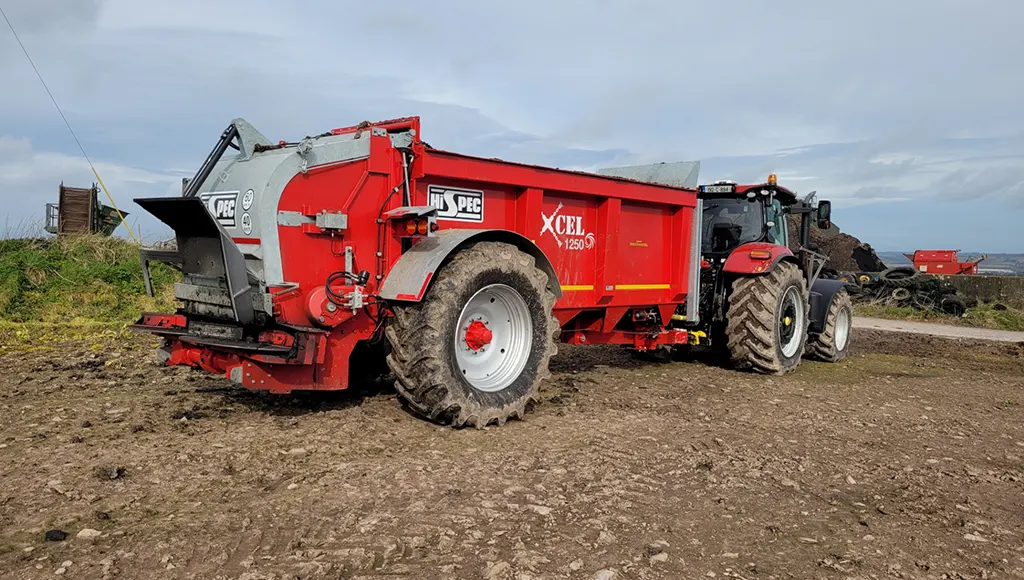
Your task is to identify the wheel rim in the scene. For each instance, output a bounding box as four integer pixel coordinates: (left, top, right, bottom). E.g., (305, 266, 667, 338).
(454, 284, 533, 392)
(834, 306, 851, 351)
(778, 286, 805, 358)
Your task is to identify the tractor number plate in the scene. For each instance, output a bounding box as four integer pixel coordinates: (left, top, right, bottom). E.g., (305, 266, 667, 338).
(700, 184, 735, 193)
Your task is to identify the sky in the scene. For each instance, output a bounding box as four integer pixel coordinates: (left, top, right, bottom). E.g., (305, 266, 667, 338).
(1, 0, 1023, 251)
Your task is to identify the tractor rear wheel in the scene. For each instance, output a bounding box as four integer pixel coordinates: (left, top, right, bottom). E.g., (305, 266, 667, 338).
(385, 241, 559, 428)
(807, 289, 853, 362)
(725, 261, 809, 374)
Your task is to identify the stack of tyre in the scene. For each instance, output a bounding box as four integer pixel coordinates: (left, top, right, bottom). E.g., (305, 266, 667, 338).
(836, 267, 968, 316)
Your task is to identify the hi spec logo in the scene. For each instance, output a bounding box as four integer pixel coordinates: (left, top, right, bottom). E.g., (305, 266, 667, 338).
(199, 191, 239, 228)
(541, 202, 595, 251)
(427, 185, 484, 222)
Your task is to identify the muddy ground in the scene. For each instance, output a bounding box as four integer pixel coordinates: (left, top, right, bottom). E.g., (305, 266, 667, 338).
(1, 331, 1023, 580)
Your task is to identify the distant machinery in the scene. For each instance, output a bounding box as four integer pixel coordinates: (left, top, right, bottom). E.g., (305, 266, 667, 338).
(902, 250, 986, 275)
(44, 182, 129, 237)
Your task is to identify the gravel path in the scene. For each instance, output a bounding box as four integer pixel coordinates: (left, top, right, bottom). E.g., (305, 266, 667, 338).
(854, 316, 1024, 343)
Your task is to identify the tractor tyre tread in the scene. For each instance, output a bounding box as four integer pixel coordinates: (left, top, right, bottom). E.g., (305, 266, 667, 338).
(807, 289, 853, 362)
(725, 261, 809, 375)
(880, 266, 921, 288)
(385, 241, 559, 428)
(940, 294, 967, 317)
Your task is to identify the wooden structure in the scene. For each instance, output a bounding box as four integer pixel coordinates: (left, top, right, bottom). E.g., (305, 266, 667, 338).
(44, 182, 128, 236)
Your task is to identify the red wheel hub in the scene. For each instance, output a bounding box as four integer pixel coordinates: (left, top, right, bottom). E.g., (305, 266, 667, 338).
(464, 320, 493, 351)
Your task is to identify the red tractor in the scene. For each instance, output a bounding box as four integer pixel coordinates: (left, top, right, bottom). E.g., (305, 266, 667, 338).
(597, 166, 854, 372)
(677, 176, 853, 371)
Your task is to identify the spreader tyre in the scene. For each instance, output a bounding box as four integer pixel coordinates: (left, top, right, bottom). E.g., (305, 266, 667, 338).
(940, 295, 967, 317)
(725, 261, 809, 374)
(807, 289, 853, 363)
(879, 266, 920, 288)
(385, 241, 559, 428)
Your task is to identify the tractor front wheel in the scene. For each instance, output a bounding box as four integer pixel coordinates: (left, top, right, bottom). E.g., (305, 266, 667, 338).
(385, 241, 559, 428)
(725, 262, 809, 374)
(806, 289, 853, 362)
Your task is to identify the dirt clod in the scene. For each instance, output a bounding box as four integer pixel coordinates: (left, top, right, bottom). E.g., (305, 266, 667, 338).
(788, 221, 886, 272)
(92, 465, 126, 481)
(43, 530, 67, 542)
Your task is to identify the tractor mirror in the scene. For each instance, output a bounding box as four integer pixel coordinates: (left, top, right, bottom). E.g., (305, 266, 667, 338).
(816, 200, 832, 229)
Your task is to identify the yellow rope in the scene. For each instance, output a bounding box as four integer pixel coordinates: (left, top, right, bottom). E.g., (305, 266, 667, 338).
(91, 168, 137, 242)
(2, 5, 138, 243)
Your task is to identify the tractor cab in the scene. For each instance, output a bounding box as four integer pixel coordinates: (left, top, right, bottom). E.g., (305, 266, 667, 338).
(701, 180, 788, 256)
(696, 174, 833, 286)
(698, 175, 829, 258)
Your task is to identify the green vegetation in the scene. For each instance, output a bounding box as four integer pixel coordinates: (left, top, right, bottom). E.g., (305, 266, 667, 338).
(854, 302, 1024, 332)
(0, 235, 178, 333)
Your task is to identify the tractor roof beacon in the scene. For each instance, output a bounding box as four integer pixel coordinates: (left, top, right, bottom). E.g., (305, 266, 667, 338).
(131, 119, 850, 430)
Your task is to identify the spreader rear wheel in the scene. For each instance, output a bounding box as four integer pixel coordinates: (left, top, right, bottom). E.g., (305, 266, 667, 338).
(725, 261, 809, 374)
(807, 289, 853, 362)
(385, 241, 559, 428)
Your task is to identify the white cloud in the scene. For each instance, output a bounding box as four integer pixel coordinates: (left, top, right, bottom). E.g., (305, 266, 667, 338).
(700, 134, 1024, 215)
(1, 0, 1023, 251)
(0, 135, 181, 240)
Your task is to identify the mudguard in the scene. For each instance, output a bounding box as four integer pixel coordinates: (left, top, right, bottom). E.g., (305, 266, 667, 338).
(379, 229, 562, 302)
(809, 279, 847, 334)
(722, 242, 796, 275)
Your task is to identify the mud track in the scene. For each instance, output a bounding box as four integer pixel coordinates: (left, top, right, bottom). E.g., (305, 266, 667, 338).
(1, 331, 1023, 579)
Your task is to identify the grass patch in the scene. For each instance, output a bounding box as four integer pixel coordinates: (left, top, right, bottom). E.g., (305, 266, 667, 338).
(0, 235, 178, 340)
(798, 352, 947, 386)
(0, 321, 141, 350)
(854, 302, 1024, 332)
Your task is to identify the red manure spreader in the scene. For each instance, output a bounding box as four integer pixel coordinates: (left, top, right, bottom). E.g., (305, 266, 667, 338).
(133, 117, 850, 427)
(902, 250, 983, 275)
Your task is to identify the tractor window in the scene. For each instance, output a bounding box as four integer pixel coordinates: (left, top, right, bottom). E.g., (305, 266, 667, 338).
(701, 198, 765, 254)
(765, 199, 788, 247)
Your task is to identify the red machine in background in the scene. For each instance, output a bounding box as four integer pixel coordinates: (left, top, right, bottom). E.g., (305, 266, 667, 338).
(903, 250, 984, 275)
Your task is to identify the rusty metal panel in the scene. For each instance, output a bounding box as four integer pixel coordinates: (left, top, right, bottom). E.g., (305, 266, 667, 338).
(186, 320, 245, 341)
(57, 184, 96, 234)
(174, 281, 234, 307)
